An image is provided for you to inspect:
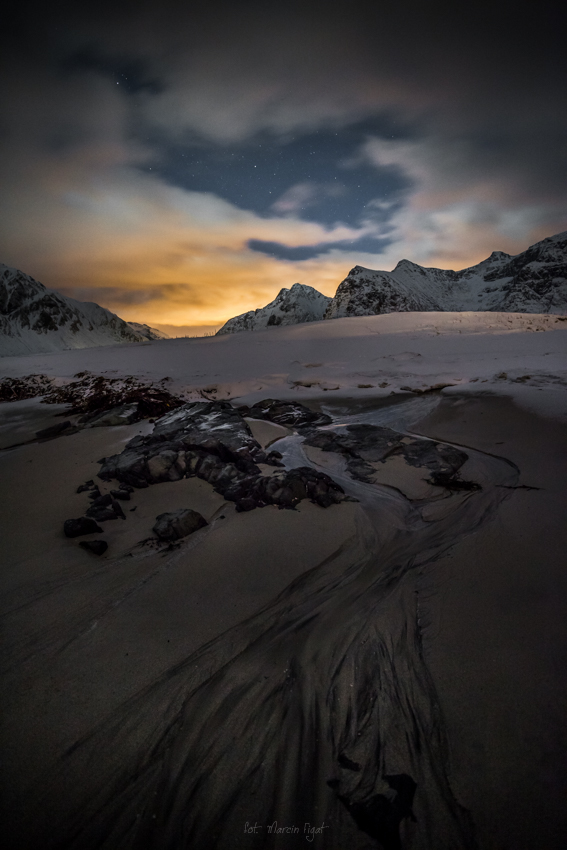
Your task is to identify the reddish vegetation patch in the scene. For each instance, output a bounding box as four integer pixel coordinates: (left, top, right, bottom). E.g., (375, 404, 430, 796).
(44, 373, 185, 420)
(0, 371, 185, 421)
(0, 374, 54, 401)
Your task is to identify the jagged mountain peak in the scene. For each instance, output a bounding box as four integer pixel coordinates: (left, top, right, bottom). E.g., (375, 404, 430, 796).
(217, 282, 331, 335)
(326, 230, 567, 318)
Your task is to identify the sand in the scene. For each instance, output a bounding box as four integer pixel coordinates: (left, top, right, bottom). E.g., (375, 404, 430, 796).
(1, 313, 566, 849)
(411, 394, 567, 850)
(0, 415, 359, 843)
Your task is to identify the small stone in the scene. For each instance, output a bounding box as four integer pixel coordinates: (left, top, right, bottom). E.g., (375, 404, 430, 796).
(111, 499, 126, 519)
(79, 540, 108, 556)
(64, 517, 103, 538)
(85, 507, 120, 522)
(88, 494, 113, 509)
(235, 497, 257, 512)
(76, 480, 95, 493)
(110, 489, 130, 500)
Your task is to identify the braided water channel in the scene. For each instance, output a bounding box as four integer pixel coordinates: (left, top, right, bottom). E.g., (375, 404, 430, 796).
(42, 394, 518, 850)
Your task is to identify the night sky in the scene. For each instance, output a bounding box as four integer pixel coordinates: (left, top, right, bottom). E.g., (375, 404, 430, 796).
(1, 0, 566, 333)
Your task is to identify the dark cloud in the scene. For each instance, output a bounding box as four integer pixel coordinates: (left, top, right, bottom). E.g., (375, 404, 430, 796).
(248, 235, 393, 262)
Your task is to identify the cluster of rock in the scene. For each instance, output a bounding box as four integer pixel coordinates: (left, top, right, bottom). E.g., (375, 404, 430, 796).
(304, 423, 474, 488)
(63, 399, 347, 555)
(98, 400, 346, 512)
(63, 479, 134, 552)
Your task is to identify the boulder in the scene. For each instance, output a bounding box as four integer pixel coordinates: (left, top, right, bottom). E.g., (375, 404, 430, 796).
(64, 517, 103, 538)
(110, 489, 130, 500)
(239, 399, 331, 429)
(153, 509, 208, 541)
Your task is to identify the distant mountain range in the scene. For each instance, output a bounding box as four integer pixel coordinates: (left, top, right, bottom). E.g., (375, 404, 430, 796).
(2, 231, 566, 355)
(0, 264, 168, 357)
(218, 230, 567, 333)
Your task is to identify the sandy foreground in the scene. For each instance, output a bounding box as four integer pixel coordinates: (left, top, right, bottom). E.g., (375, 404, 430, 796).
(1, 312, 566, 849)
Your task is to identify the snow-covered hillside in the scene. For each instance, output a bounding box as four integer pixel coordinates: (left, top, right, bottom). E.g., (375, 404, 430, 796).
(126, 322, 170, 341)
(216, 283, 331, 335)
(0, 264, 159, 356)
(326, 231, 567, 318)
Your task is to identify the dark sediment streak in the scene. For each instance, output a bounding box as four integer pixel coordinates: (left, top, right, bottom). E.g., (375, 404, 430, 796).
(21, 422, 518, 849)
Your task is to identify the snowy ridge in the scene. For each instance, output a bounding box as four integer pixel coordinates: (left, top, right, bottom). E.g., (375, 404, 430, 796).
(0, 264, 152, 356)
(216, 283, 331, 335)
(326, 231, 567, 318)
(126, 322, 170, 341)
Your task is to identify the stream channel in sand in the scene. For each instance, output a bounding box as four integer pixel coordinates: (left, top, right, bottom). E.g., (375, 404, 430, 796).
(13, 391, 525, 850)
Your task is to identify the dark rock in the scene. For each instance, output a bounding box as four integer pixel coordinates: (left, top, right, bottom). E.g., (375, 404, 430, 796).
(79, 540, 108, 556)
(235, 497, 258, 512)
(85, 506, 120, 522)
(304, 424, 469, 483)
(266, 450, 285, 466)
(111, 499, 126, 519)
(87, 486, 102, 500)
(330, 774, 416, 850)
(118, 483, 134, 493)
(110, 489, 130, 500)
(94, 399, 346, 513)
(76, 480, 95, 493)
(64, 517, 103, 537)
(240, 398, 332, 429)
(428, 471, 481, 490)
(153, 509, 208, 541)
(338, 754, 361, 772)
(88, 494, 113, 508)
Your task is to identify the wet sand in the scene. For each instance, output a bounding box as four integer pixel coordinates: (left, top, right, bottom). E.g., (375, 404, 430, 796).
(0, 392, 566, 849)
(412, 394, 567, 850)
(0, 410, 358, 847)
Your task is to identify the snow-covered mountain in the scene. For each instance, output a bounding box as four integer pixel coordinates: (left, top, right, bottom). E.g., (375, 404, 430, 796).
(325, 231, 567, 318)
(0, 264, 164, 356)
(126, 322, 170, 341)
(216, 283, 331, 335)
